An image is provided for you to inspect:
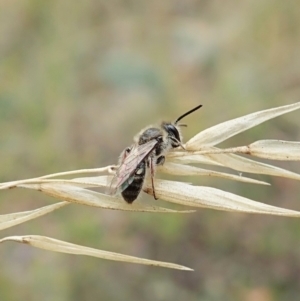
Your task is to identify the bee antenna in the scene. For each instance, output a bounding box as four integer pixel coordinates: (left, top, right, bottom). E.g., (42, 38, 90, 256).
(175, 104, 203, 124)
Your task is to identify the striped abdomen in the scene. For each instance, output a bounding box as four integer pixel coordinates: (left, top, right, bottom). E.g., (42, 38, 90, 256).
(121, 160, 146, 203)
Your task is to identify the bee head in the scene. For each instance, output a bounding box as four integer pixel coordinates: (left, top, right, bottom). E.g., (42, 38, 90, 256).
(162, 123, 182, 147)
(164, 104, 203, 149)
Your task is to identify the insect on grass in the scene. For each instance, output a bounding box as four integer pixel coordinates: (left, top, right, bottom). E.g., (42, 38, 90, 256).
(108, 105, 203, 203)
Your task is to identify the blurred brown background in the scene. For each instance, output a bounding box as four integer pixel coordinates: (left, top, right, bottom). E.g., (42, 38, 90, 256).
(1, 1, 300, 300)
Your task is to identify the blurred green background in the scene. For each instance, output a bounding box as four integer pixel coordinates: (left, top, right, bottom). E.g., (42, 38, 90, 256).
(1, 0, 300, 300)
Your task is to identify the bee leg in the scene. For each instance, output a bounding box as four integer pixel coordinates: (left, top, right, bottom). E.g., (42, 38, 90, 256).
(150, 157, 158, 200)
(170, 137, 186, 150)
(156, 155, 165, 166)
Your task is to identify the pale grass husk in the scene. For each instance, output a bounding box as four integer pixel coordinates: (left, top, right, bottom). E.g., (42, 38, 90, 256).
(0, 235, 192, 271)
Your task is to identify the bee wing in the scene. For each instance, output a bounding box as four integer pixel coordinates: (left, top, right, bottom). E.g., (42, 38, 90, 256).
(108, 140, 158, 195)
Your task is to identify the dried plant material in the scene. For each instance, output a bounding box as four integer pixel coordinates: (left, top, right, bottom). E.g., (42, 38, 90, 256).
(159, 162, 269, 185)
(145, 179, 300, 217)
(182, 140, 300, 161)
(0, 235, 192, 271)
(246, 140, 300, 161)
(1, 102, 300, 270)
(0, 166, 116, 190)
(186, 102, 300, 149)
(72, 175, 110, 188)
(0, 202, 69, 230)
(19, 183, 194, 214)
(0, 176, 110, 191)
(167, 152, 223, 166)
(203, 152, 300, 180)
(0, 179, 193, 234)
(38, 166, 116, 179)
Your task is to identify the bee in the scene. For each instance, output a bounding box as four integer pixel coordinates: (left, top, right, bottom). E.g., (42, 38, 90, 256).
(109, 104, 202, 203)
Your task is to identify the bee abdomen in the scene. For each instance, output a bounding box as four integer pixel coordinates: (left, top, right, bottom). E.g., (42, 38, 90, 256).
(121, 162, 146, 204)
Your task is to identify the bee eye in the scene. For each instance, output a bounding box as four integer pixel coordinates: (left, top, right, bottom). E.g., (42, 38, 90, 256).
(163, 124, 180, 141)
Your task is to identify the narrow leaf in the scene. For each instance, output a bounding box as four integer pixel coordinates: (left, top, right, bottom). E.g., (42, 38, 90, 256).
(0, 166, 115, 190)
(248, 140, 300, 161)
(204, 152, 300, 180)
(0, 202, 68, 230)
(186, 102, 300, 149)
(167, 152, 222, 166)
(159, 162, 269, 185)
(0, 235, 192, 271)
(144, 180, 300, 217)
